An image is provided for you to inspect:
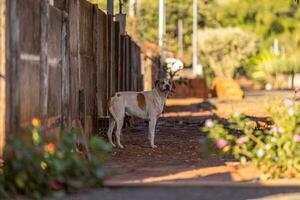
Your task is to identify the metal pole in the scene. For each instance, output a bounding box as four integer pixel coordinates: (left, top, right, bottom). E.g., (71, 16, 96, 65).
(119, 0, 123, 14)
(107, 0, 114, 15)
(128, 0, 136, 17)
(192, 0, 200, 75)
(178, 19, 183, 56)
(158, 0, 164, 47)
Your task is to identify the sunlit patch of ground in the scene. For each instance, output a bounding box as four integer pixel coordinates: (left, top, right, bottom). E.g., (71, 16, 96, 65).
(165, 98, 203, 107)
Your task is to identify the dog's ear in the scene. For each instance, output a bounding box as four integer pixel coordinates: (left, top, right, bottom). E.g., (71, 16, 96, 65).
(154, 80, 160, 87)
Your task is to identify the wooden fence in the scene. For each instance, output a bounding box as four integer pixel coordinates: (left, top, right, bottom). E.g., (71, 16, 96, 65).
(1, 0, 143, 148)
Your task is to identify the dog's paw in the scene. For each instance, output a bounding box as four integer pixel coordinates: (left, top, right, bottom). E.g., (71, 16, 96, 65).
(110, 143, 116, 148)
(118, 144, 124, 149)
(151, 145, 158, 149)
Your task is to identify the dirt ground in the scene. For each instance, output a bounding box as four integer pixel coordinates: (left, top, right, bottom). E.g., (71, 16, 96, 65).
(105, 90, 294, 185)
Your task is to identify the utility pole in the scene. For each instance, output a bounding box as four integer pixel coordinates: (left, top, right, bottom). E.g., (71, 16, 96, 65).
(178, 19, 183, 56)
(193, 0, 200, 75)
(107, 0, 114, 15)
(128, 0, 136, 17)
(158, 0, 164, 47)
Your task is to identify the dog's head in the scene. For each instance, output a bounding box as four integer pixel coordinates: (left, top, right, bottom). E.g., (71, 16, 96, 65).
(154, 78, 172, 92)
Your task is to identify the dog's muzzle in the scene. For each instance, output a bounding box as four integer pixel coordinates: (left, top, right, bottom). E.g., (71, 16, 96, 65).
(165, 85, 170, 91)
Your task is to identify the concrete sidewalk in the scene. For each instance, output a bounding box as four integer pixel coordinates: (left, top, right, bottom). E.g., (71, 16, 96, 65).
(61, 185, 300, 200)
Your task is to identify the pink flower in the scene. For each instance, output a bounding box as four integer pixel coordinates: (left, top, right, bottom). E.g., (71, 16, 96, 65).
(269, 126, 277, 134)
(237, 137, 247, 144)
(51, 181, 62, 190)
(216, 139, 227, 149)
(205, 119, 214, 128)
(270, 126, 284, 134)
(294, 134, 300, 142)
(257, 149, 264, 158)
(277, 127, 284, 134)
(265, 144, 271, 150)
(288, 108, 295, 116)
(283, 98, 293, 107)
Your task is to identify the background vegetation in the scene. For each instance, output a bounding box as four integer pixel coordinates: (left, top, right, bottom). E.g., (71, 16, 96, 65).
(88, 0, 300, 87)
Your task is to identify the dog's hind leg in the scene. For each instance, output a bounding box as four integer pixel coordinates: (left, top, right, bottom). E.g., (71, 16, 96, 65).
(115, 111, 125, 149)
(107, 118, 116, 147)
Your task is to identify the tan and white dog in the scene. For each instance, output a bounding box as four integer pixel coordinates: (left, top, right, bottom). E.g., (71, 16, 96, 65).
(107, 78, 171, 148)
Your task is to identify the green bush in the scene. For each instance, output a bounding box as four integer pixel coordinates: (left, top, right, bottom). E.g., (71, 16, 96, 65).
(202, 99, 300, 180)
(0, 118, 111, 198)
(248, 51, 300, 87)
(198, 28, 258, 78)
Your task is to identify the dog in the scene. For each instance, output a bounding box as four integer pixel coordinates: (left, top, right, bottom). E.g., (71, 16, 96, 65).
(107, 78, 171, 148)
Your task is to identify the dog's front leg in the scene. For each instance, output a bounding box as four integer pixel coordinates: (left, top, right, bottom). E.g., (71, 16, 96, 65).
(148, 118, 158, 148)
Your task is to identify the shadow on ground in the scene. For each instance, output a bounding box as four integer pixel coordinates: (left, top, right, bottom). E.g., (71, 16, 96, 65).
(105, 96, 276, 185)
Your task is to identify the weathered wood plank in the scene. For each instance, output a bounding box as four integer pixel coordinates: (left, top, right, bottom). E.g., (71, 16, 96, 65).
(79, 0, 97, 137)
(18, 0, 41, 126)
(6, 0, 20, 136)
(47, 6, 62, 127)
(61, 11, 70, 129)
(68, 0, 80, 122)
(98, 10, 108, 115)
(0, 0, 6, 155)
(114, 21, 120, 92)
(40, 0, 49, 121)
(94, 8, 104, 117)
(107, 14, 113, 97)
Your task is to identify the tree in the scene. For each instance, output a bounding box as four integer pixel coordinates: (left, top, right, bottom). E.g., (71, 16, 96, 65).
(199, 28, 258, 78)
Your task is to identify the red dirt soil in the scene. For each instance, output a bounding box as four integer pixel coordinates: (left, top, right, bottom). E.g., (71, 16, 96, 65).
(105, 91, 293, 185)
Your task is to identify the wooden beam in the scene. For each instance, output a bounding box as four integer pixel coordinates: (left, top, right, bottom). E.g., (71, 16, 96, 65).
(0, 0, 6, 155)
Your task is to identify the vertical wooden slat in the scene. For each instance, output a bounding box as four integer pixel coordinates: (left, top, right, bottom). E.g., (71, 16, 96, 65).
(137, 46, 142, 91)
(95, 8, 102, 117)
(40, 0, 49, 122)
(110, 20, 116, 94)
(125, 36, 130, 90)
(6, 0, 20, 136)
(61, 11, 70, 129)
(107, 14, 113, 97)
(120, 35, 126, 91)
(103, 12, 109, 115)
(98, 10, 108, 116)
(0, 0, 6, 154)
(115, 21, 120, 92)
(69, 0, 80, 123)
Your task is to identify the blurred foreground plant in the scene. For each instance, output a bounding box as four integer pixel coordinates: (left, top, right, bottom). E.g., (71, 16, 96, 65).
(0, 118, 111, 198)
(202, 99, 300, 180)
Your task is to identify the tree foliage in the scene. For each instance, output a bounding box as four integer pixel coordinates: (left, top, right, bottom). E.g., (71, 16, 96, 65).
(199, 28, 258, 78)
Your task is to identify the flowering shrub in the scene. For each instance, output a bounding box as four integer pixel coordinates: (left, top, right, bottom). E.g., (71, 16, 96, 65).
(202, 99, 300, 180)
(0, 118, 111, 198)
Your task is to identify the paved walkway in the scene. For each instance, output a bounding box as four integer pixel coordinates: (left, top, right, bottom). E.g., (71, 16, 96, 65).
(61, 186, 300, 200)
